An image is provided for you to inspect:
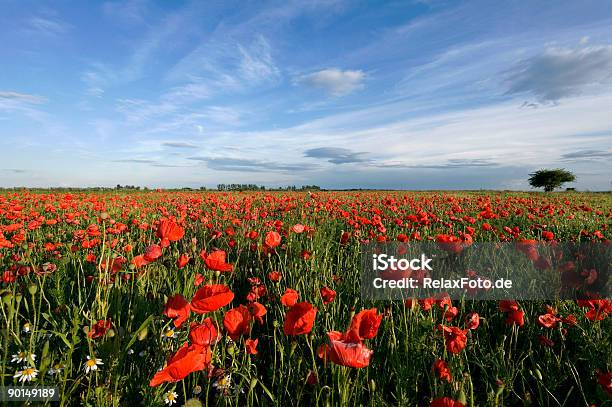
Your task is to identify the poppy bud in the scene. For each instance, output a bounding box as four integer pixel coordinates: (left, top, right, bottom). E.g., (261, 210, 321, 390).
(28, 284, 38, 295)
(226, 342, 236, 356)
(249, 378, 258, 391)
(458, 390, 467, 405)
(369, 380, 376, 393)
(533, 368, 542, 381)
(137, 326, 148, 341)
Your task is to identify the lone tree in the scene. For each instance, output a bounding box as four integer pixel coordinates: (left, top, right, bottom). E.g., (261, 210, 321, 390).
(528, 168, 576, 192)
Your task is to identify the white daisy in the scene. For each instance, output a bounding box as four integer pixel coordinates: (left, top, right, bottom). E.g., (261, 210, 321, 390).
(163, 329, 176, 339)
(11, 351, 36, 364)
(164, 391, 178, 405)
(127, 349, 134, 355)
(22, 322, 31, 333)
(83, 356, 103, 373)
(14, 366, 38, 382)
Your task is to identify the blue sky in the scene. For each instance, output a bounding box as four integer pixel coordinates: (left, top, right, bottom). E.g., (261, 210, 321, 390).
(1, 0, 611, 190)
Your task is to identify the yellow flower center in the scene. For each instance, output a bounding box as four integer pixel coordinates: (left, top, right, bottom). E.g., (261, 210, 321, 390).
(23, 368, 35, 375)
(167, 394, 175, 400)
(86, 359, 96, 367)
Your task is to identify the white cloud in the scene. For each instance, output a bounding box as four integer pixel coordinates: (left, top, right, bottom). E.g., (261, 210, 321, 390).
(0, 91, 46, 105)
(507, 45, 612, 102)
(296, 68, 366, 96)
(238, 35, 280, 84)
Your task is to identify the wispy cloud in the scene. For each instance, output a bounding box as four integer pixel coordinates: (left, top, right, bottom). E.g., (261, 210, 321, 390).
(507, 45, 612, 102)
(304, 147, 369, 164)
(189, 156, 316, 172)
(161, 141, 198, 149)
(0, 91, 46, 105)
(560, 149, 612, 161)
(113, 158, 157, 164)
(25, 16, 70, 37)
(296, 68, 366, 96)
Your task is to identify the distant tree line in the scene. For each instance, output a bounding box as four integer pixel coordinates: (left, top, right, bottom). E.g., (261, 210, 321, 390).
(216, 184, 322, 191)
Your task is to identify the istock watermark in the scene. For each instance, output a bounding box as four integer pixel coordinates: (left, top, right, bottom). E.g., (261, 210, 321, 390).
(361, 242, 610, 300)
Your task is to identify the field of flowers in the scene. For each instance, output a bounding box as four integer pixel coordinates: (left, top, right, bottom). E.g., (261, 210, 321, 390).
(0, 190, 610, 406)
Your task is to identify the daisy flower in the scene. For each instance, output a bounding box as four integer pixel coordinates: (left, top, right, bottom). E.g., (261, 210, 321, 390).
(22, 322, 31, 333)
(163, 329, 176, 339)
(14, 366, 38, 382)
(11, 351, 36, 364)
(164, 391, 178, 405)
(83, 356, 103, 373)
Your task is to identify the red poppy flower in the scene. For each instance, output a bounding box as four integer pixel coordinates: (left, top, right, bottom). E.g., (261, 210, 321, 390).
(432, 359, 452, 382)
(191, 284, 234, 314)
(499, 300, 519, 312)
(264, 231, 281, 248)
(281, 288, 299, 307)
(320, 286, 336, 305)
(541, 231, 554, 241)
(156, 219, 185, 247)
(306, 370, 318, 385)
(131, 254, 150, 268)
(268, 271, 282, 281)
(245, 338, 259, 355)
(204, 250, 233, 272)
(248, 302, 267, 325)
(597, 370, 612, 396)
(144, 244, 162, 262)
(438, 325, 468, 354)
(177, 253, 189, 269)
(443, 306, 459, 322)
(538, 335, 555, 348)
(465, 312, 480, 330)
(284, 302, 317, 336)
(292, 224, 305, 233)
(164, 294, 191, 328)
(223, 305, 252, 340)
(189, 318, 220, 346)
(435, 234, 466, 254)
(505, 310, 525, 327)
(557, 314, 575, 327)
(319, 331, 373, 368)
(149, 342, 212, 387)
(537, 313, 559, 329)
(88, 319, 112, 339)
(430, 397, 466, 407)
(345, 308, 382, 342)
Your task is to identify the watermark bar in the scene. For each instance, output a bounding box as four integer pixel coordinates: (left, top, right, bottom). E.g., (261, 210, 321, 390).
(361, 242, 610, 300)
(0, 386, 60, 402)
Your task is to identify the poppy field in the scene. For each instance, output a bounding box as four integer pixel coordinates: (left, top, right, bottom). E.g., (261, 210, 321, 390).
(0, 190, 610, 406)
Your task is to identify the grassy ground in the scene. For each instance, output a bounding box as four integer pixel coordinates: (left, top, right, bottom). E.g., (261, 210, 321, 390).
(0, 190, 610, 406)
